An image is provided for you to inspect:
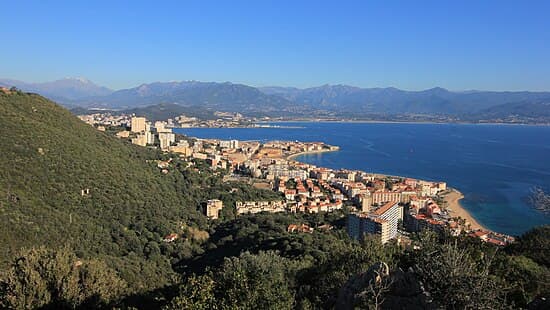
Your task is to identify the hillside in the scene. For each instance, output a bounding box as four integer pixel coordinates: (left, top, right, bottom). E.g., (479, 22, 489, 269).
(0, 90, 287, 298)
(472, 100, 550, 122)
(0, 90, 210, 289)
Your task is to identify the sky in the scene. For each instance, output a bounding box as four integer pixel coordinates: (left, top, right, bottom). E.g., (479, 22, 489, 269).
(1, 0, 549, 91)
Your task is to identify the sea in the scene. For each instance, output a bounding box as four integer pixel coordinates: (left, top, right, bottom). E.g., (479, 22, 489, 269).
(174, 122, 550, 236)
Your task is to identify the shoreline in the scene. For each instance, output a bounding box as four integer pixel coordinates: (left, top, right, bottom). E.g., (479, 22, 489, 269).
(284, 147, 490, 232)
(286, 148, 339, 161)
(179, 128, 495, 233)
(261, 120, 550, 126)
(442, 188, 488, 231)
(285, 147, 490, 232)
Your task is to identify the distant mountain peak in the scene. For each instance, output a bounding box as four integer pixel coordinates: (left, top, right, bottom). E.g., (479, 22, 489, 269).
(0, 77, 113, 102)
(62, 77, 92, 84)
(426, 86, 449, 92)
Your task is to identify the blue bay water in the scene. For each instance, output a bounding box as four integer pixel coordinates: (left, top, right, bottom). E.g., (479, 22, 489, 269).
(175, 122, 550, 236)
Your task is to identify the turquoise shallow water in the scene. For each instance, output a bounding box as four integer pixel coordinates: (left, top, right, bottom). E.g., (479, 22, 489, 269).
(175, 122, 550, 236)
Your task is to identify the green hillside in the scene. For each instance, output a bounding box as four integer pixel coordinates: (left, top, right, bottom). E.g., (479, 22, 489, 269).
(0, 91, 209, 287)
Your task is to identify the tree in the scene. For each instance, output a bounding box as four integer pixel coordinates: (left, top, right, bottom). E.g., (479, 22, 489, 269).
(493, 254, 550, 307)
(507, 225, 550, 267)
(362, 263, 393, 309)
(413, 238, 504, 309)
(215, 251, 294, 309)
(0, 246, 126, 309)
(163, 274, 217, 310)
(336, 262, 396, 310)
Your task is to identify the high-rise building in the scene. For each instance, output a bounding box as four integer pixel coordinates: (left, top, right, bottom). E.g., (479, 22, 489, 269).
(347, 213, 391, 244)
(155, 121, 172, 133)
(372, 201, 401, 240)
(371, 191, 403, 204)
(131, 117, 146, 133)
(159, 132, 175, 150)
(146, 131, 155, 145)
(360, 194, 372, 213)
(131, 133, 147, 146)
(347, 201, 401, 244)
(219, 139, 240, 149)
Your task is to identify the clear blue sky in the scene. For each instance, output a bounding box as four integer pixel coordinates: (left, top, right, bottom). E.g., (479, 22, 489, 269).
(1, 0, 549, 91)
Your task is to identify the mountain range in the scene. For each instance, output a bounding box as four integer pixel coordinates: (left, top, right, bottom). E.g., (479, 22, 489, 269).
(0, 77, 112, 102)
(2, 77, 550, 122)
(79, 81, 296, 115)
(260, 85, 550, 115)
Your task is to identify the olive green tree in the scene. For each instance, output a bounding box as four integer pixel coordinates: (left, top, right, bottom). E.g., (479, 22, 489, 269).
(0, 246, 126, 309)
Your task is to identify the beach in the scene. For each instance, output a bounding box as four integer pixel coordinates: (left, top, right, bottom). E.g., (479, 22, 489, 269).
(286, 147, 490, 232)
(443, 189, 488, 231)
(286, 148, 339, 161)
(175, 122, 550, 235)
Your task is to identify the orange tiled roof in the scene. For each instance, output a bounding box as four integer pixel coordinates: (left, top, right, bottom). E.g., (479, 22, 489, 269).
(373, 201, 398, 216)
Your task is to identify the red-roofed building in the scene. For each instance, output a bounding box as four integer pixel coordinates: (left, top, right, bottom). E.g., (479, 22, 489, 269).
(163, 233, 179, 243)
(486, 238, 506, 246)
(285, 189, 297, 201)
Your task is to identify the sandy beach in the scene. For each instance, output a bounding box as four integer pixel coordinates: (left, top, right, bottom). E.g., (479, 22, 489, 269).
(443, 189, 488, 231)
(286, 148, 339, 161)
(284, 146, 490, 232)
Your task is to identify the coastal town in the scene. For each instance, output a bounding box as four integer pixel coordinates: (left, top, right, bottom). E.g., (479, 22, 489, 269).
(80, 113, 515, 246)
(78, 110, 284, 129)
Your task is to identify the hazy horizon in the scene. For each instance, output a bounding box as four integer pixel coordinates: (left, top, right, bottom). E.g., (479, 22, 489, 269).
(2, 1, 550, 91)
(3, 76, 550, 94)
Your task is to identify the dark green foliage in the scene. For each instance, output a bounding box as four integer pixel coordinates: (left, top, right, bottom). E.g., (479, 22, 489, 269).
(167, 252, 295, 310)
(0, 92, 207, 293)
(0, 246, 126, 309)
(507, 225, 550, 267)
(296, 235, 400, 308)
(499, 225, 550, 307)
(215, 251, 294, 309)
(412, 232, 506, 309)
(493, 254, 550, 307)
(180, 212, 348, 273)
(177, 212, 399, 309)
(163, 274, 217, 310)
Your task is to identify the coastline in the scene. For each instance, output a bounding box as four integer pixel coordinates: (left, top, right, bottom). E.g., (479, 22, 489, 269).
(442, 188, 488, 231)
(261, 120, 550, 126)
(286, 148, 339, 161)
(284, 146, 490, 232)
(284, 147, 490, 232)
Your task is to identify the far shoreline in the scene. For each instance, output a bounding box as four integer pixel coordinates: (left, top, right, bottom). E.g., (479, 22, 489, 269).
(261, 120, 550, 126)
